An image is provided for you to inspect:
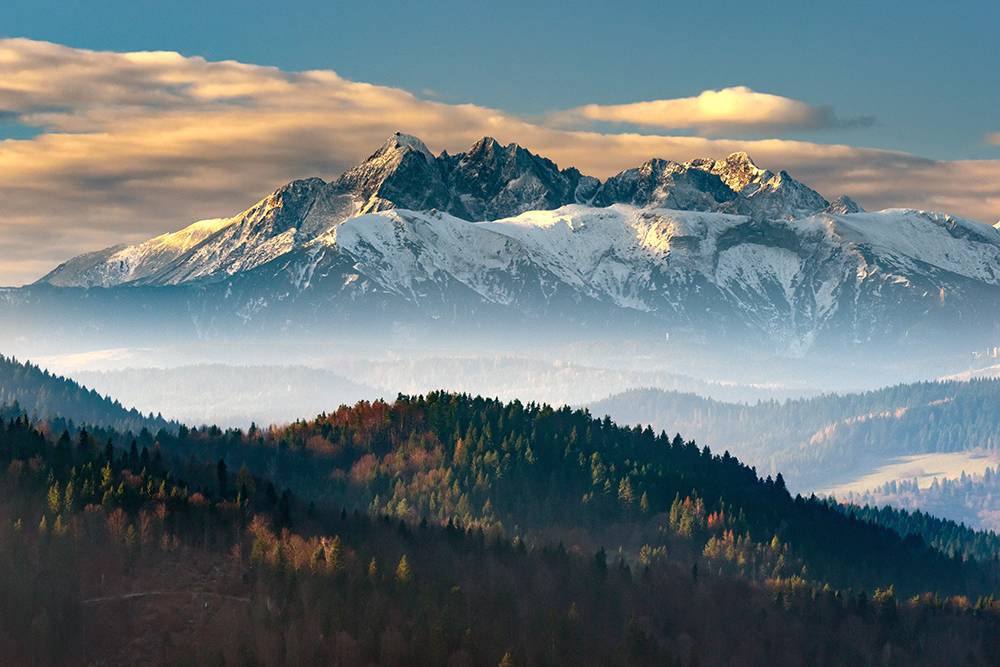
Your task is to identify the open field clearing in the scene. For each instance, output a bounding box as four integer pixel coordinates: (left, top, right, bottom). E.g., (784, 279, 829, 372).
(818, 449, 1000, 498)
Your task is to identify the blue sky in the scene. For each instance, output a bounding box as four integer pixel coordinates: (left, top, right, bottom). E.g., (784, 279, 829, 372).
(0, 0, 998, 286)
(4, 0, 997, 159)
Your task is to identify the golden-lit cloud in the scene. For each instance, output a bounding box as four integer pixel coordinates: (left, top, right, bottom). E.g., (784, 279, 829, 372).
(0, 39, 998, 286)
(987, 133, 1000, 146)
(546, 87, 872, 135)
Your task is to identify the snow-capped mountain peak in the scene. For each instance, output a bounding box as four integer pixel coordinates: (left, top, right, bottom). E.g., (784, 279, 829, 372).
(385, 132, 436, 164)
(331, 132, 446, 216)
(825, 195, 865, 215)
(693, 151, 775, 195)
(306, 203, 1000, 355)
(591, 158, 737, 212)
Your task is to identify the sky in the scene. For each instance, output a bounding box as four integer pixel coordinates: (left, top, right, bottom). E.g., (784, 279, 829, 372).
(1, 0, 998, 286)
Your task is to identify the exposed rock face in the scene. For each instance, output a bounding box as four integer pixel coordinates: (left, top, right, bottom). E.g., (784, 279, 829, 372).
(593, 150, 829, 221)
(696, 151, 773, 194)
(442, 136, 600, 220)
(330, 134, 451, 215)
(591, 159, 738, 211)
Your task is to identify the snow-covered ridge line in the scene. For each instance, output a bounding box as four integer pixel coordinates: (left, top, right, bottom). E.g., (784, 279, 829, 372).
(40, 217, 234, 288)
(323, 204, 1000, 327)
(39, 132, 841, 289)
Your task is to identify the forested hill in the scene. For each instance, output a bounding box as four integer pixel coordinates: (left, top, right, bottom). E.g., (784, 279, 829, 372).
(121, 391, 996, 598)
(6, 392, 1000, 665)
(589, 380, 1000, 490)
(0, 354, 176, 433)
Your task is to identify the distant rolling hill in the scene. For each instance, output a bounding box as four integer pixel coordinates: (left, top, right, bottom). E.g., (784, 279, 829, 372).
(589, 379, 1000, 496)
(0, 353, 176, 433)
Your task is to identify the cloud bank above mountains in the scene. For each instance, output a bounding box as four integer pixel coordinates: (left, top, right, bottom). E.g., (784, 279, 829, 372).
(1, 38, 999, 287)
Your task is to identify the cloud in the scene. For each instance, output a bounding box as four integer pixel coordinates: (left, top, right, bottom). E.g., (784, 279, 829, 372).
(987, 133, 1000, 146)
(546, 87, 873, 135)
(0, 39, 997, 286)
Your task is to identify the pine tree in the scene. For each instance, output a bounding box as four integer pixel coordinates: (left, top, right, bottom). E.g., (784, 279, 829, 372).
(217, 458, 228, 498)
(325, 535, 343, 573)
(618, 476, 634, 507)
(63, 480, 76, 514)
(47, 481, 61, 515)
(396, 554, 412, 585)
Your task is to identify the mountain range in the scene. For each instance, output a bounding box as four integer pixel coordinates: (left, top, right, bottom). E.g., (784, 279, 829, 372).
(36, 134, 837, 290)
(7, 133, 1000, 355)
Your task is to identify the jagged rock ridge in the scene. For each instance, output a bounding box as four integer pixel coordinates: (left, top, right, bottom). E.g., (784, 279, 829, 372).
(40, 134, 829, 288)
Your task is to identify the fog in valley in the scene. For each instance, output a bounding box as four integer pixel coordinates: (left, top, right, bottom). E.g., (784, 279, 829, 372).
(10, 334, 974, 429)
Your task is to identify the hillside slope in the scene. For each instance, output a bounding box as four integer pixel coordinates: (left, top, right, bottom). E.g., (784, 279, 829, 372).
(0, 354, 176, 433)
(589, 379, 1000, 495)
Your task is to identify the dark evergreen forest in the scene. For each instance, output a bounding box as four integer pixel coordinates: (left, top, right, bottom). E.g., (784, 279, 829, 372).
(5, 385, 1000, 665)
